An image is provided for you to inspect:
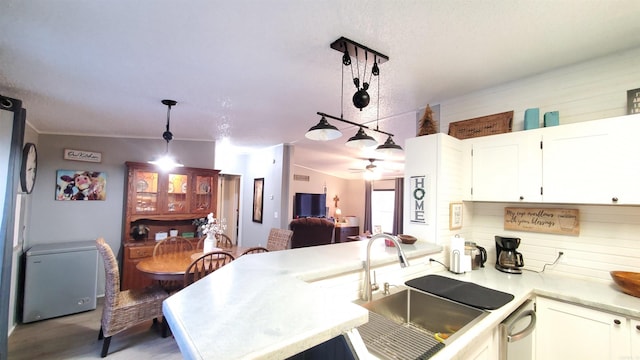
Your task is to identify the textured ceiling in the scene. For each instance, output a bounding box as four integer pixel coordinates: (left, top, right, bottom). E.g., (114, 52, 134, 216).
(2, 0, 640, 179)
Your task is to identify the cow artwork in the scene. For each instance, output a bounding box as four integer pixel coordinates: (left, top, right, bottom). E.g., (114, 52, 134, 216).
(56, 170, 107, 201)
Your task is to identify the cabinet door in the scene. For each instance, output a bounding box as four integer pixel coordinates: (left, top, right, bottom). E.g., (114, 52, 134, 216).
(535, 297, 630, 360)
(542, 115, 640, 204)
(192, 174, 215, 214)
(166, 172, 190, 213)
(470, 131, 542, 202)
(131, 168, 160, 214)
(630, 319, 640, 357)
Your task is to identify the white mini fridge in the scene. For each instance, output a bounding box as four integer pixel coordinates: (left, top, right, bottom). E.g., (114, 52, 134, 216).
(23, 240, 98, 323)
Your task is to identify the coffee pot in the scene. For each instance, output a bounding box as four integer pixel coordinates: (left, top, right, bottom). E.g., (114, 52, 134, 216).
(130, 224, 150, 241)
(465, 242, 487, 270)
(495, 235, 524, 274)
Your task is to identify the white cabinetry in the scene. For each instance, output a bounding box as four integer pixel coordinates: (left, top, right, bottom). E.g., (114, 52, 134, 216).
(461, 114, 640, 205)
(455, 327, 499, 360)
(630, 319, 640, 357)
(542, 115, 640, 204)
(535, 296, 631, 360)
(467, 130, 542, 202)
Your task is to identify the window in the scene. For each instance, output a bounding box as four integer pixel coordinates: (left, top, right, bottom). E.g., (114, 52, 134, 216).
(371, 189, 395, 234)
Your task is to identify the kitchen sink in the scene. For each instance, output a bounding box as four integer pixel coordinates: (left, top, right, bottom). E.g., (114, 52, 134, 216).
(354, 287, 488, 359)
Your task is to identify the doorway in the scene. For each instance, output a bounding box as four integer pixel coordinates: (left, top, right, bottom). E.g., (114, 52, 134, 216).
(217, 174, 241, 245)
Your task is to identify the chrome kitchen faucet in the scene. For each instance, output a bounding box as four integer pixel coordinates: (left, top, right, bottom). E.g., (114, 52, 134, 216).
(362, 234, 410, 302)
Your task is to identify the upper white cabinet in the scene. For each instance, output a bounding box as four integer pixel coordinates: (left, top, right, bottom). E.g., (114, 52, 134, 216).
(461, 114, 640, 205)
(542, 115, 640, 204)
(467, 130, 542, 202)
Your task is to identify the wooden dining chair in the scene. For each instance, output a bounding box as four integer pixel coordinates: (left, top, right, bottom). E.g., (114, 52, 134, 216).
(95, 238, 169, 358)
(266, 228, 293, 251)
(195, 233, 233, 249)
(153, 236, 194, 256)
(183, 251, 235, 287)
(216, 233, 233, 248)
(240, 247, 269, 256)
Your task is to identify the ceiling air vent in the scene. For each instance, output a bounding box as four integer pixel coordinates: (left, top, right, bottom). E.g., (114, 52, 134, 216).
(293, 174, 310, 182)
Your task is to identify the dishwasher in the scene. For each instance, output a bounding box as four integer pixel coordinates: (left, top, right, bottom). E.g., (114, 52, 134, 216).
(499, 299, 536, 360)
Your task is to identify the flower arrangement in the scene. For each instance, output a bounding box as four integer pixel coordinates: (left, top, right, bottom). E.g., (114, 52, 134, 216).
(200, 212, 221, 237)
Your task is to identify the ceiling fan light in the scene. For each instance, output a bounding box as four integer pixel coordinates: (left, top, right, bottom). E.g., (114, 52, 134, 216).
(345, 128, 377, 149)
(305, 116, 342, 141)
(375, 136, 403, 156)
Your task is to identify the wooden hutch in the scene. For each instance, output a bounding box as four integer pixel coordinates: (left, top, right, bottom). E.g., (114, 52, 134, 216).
(121, 161, 219, 290)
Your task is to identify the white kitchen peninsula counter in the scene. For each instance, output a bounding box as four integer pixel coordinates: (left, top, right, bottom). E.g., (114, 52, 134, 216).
(162, 240, 442, 360)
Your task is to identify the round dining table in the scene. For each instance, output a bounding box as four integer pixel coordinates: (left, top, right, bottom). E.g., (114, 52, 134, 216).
(136, 246, 247, 282)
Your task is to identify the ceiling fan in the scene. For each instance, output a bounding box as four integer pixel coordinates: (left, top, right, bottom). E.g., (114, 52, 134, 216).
(348, 158, 381, 173)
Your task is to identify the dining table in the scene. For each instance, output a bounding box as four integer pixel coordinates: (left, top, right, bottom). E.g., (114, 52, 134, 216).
(136, 246, 247, 283)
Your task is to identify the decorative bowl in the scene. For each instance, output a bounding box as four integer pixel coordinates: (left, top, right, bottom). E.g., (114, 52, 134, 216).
(610, 271, 640, 298)
(398, 234, 417, 244)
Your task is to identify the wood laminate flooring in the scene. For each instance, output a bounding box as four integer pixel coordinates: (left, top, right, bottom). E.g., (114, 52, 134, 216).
(8, 299, 182, 359)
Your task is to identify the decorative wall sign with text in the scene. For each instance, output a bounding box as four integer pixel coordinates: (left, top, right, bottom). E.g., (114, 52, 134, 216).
(410, 175, 427, 224)
(504, 207, 579, 235)
(64, 148, 102, 163)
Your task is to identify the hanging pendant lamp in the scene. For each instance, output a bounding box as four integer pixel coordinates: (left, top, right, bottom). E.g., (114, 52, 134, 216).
(305, 116, 342, 140)
(345, 127, 377, 149)
(148, 99, 184, 171)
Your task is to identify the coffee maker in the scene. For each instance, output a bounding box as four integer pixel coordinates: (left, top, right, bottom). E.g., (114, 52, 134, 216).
(495, 236, 524, 274)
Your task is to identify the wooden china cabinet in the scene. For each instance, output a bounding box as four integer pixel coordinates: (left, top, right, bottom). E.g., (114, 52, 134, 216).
(121, 162, 219, 290)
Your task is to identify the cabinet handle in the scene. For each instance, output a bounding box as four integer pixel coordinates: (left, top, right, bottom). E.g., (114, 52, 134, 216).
(636, 324, 640, 331)
(519, 196, 524, 200)
(614, 319, 621, 325)
(612, 197, 619, 202)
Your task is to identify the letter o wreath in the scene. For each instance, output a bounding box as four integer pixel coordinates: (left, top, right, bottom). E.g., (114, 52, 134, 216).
(413, 188, 425, 201)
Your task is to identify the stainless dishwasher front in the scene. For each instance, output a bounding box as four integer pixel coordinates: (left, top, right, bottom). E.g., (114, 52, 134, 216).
(499, 298, 536, 360)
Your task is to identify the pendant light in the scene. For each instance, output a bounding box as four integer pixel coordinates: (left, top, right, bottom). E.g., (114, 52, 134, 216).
(308, 36, 402, 154)
(148, 99, 184, 171)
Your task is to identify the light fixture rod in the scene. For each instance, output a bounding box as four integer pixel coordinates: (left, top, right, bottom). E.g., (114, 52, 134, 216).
(316, 112, 394, 137)
(330, 37, 389, 64)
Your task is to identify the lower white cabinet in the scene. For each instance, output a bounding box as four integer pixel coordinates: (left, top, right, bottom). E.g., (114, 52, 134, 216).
(454, 327, 499, 360)
(630, 319, 640, 357)
(535, 296, 632, 359)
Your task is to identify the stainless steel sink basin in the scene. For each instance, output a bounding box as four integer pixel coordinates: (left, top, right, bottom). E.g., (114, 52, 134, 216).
(355, 287, 488, 359)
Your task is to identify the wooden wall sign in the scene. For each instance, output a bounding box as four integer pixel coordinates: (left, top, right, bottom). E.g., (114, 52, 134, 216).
(504, 207, 579, 236)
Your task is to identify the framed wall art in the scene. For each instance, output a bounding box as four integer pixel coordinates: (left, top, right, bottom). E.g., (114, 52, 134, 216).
(252, 178, 264, 223)
(628, 88, 640, 115)
(449, 202, 463, 230)
(56, 170, 107, 201)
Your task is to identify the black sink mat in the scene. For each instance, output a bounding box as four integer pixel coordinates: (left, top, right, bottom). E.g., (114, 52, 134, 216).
(405, 275, 514, 310)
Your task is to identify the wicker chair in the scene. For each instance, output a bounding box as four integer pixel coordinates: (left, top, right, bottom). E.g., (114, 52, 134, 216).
(183, 251, 235, 287)
(266, 228, 293, 251)
(95, 238, 168, 358)
(153, 236, 194, 256)
(240, 246, 269, 256)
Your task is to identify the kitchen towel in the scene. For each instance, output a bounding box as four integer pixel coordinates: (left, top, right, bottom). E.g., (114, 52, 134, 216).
(405, 274, 514, 310)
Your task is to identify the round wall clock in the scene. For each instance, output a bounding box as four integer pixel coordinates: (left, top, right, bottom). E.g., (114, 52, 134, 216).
(20, 143, 37, 194)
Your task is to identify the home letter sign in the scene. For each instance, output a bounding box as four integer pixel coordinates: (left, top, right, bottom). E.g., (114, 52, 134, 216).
(410, 175, 427, 224)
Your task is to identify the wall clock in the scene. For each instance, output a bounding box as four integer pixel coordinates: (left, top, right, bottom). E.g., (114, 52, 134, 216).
(20, 142, 37, 194)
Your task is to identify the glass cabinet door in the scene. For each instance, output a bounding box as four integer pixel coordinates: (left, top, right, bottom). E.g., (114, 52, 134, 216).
(193, 175, 214, 213)
(133, 170, 159, 213)
(167, 173, 189, 212)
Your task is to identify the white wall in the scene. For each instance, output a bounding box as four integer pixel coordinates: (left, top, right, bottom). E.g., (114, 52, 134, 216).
(408, 46, 640, 282)
(239, 144, 291, 248)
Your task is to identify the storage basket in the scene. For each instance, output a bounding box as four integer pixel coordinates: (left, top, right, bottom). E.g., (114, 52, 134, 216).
(448, 111, 513, 140)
